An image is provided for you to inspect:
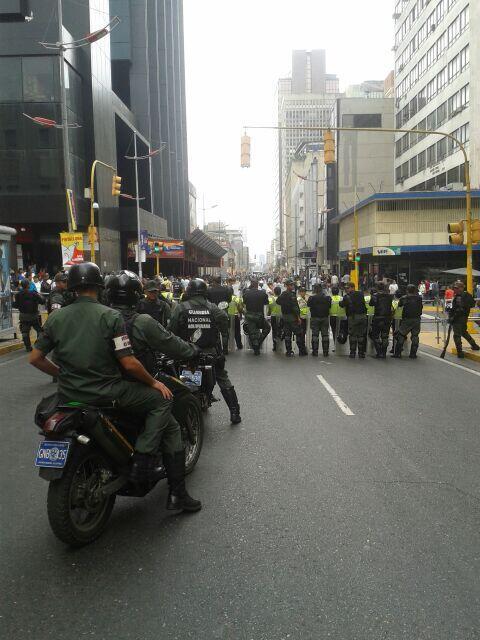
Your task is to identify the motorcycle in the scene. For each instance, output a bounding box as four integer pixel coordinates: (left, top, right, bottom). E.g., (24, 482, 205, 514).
(34, 366, 204, 547)
(156, 352, 217, 413)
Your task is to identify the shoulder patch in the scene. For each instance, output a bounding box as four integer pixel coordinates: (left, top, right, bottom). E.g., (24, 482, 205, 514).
(114, 334, 131, 351)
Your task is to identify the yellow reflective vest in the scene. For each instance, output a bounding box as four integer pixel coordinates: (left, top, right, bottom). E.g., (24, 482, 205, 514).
(330, 295, 346, 317)
(269, 296, 282, 317)
(392, 298, 403, 320)
(228, 295, 243, 316)
(298, 296, 309, 318)
(161, 291, 173, 302)
(364, 295, 375, 317)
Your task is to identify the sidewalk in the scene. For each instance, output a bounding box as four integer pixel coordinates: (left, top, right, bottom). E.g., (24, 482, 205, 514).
(419, 331, 480, 363)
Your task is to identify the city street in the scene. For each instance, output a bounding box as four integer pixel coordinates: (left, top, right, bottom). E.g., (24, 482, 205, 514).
(2, 344, 480, 640)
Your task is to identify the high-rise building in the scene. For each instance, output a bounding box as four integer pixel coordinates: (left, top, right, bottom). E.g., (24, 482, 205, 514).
(393, 0, 476, 192)
(275, 50, 341, 260)
(0, 0, 190, 272)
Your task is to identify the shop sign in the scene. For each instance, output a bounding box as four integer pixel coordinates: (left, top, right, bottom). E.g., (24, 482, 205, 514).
(373, 246, 401, 257)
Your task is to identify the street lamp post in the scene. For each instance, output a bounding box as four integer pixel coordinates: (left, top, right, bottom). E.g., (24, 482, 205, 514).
(201, 196, 219, 230)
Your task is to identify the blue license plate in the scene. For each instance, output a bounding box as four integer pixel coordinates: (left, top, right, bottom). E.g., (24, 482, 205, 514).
(181, 369, 202, 386)
(35, 441, 70, 469)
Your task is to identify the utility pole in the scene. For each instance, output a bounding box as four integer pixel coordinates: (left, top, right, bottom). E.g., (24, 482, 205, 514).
(58, 0, 73, 232)
(134, 132, 143, 279)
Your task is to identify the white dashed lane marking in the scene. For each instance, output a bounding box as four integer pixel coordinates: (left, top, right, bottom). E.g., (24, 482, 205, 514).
(316, 375, 355, 416)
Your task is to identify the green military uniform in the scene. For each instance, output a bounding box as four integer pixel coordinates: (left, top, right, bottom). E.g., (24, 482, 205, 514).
(394, 293, 423, 358)
(169, 295, 233, 392)
(48, 289, 69, 313)
(242, 288, 270, 354)
(450, 291, 479, 356)
(276, 290, 307, 355)
(307, 292, 331, 356)
(35, 296, 180, 456)
(339, 290, 368, 357)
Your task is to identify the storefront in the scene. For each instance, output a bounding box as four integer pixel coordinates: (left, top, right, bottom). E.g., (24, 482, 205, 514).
(0, 226, 16, 338)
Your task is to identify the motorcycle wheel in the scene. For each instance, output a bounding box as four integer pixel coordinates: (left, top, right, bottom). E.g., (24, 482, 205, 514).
(47, 446, 116, 547)
(182, 398, 204, 475)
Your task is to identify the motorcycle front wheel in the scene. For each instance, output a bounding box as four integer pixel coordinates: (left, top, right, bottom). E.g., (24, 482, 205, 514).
(47, 446, 116, 547)
(182, 397, 204, 475)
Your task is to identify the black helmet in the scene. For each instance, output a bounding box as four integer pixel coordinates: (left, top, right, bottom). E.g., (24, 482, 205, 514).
(105, 270, 143, 306)
(186, 278, 207, 297)
(67, 262, 104, 291)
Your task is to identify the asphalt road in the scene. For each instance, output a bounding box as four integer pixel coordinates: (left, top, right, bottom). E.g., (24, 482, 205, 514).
(1, 341, 480, 640)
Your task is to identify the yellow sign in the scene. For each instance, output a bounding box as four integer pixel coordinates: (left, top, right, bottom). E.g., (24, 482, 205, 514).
(60, 232, 84, 266)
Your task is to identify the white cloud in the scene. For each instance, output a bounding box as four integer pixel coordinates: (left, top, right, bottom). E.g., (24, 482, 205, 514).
(184, 0, 394, 257)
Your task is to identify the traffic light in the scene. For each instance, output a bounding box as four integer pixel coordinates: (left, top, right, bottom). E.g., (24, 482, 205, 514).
(347, 251, 354, 262)
(472, 220, 480, 244)
(324, 130, 335, 164)
(241, 134, 251, 168)
(355, 251, 361, 263)
(448, 221, 464, 245)
(153, 242, 161, 254)
(111, 174, 122, 197)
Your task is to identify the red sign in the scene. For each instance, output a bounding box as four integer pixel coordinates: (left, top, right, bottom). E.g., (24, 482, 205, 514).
(148, 239, 184, 259)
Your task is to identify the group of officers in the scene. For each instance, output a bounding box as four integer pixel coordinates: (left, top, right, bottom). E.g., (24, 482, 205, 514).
(233, 277, 479, 360)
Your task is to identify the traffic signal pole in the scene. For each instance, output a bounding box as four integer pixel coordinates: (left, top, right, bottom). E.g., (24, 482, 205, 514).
(89, 159, 117, 264)
(244, 124, 474, 295)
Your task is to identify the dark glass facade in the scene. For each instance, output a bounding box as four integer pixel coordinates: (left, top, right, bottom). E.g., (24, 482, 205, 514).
(0, 0, 190, 271)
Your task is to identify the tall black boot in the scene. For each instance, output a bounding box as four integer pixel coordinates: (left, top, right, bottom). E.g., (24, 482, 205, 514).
(454, 336, 464, 358)
(392, 335, 403, 358)
(311, 337, 319, 356)
(221, 386, 242, 424)
(322, 338, 330, 357)
(297, 335, 308, 356)
(466, 335, 480, 350)
(409, 340, 419, 359)
(163, 450, 202, 512)
(349, 338, 357, 358)
(358, 338, 367, 359)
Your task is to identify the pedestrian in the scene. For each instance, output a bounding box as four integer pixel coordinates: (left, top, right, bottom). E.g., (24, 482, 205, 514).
(369, 282, 394, 359)
(227, 281, 244, 351)
(444, 284, 454, 311)
(297, 287, 309, 344)
(242, 279, 270, 356)
(308, 284, 332, 357)
(418, 280, 426, 298)
(449, 280, 479, 358)
(276, 279, 307, 357)
(329, 286, 348, 345)
(47, 272, 71, 313)
(388, 279, 398, 295)
(15, 279, 44, 351)
(392, 284, 423, 359)
(339, 282, 368, 359)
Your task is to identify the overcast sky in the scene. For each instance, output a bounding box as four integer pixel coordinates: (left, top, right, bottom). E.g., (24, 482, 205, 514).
(183, 0, 394, 259)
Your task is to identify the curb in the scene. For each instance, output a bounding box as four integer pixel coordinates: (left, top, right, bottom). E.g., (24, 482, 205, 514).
(451, 347, 480, 363)
(0, 342, 24, 357)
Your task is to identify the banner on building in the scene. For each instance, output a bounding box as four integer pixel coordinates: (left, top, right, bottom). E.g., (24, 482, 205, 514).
(60, 232, 84, 266)
(147, 239, 184, 259)
(65, 189, 78, 231)
(373, 246, 402, 257)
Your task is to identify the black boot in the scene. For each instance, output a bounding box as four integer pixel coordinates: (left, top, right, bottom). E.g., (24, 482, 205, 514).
(454, 337, 464, 358)
(297, 336, 308, 356)
(129, 452, 164, 485)
(163, 450, 202, 512)
(467, 338, 480, 351)
(221, 387, 242, 424)
(311, 339, 319, 357)
(285, 337, 294, 357)
(322, 338, 330, 357)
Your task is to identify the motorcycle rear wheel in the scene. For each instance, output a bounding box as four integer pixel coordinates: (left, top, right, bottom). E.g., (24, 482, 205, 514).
(47, 446, 116, 547)
(182, 398, 204, 475)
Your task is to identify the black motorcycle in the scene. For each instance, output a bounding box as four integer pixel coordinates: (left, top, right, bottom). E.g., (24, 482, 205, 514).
(34, 369, 204, 547)
(156, 352, 217, 413)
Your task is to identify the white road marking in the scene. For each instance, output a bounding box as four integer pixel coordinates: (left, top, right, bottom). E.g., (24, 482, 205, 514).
(419, 350, 480, 378)
(316, 375, 355, 416)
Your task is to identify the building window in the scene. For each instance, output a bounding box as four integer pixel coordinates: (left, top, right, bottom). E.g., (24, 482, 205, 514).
(418, 150, 426, 171)
(0, 57, 22, 101)
(23, 57, 59, 102)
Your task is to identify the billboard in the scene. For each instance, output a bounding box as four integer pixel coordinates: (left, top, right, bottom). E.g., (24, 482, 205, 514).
(148, 239, 184, 259)
(60, 233, 84, 266)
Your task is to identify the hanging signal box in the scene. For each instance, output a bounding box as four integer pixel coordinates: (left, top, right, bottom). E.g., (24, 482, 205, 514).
(241, 135, 251, 168)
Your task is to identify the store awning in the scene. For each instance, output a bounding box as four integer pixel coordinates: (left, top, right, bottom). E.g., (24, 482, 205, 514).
(187, 228, 226, 259)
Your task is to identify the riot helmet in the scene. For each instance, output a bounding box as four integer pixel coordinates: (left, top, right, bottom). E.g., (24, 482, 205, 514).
(67, 262, 104, 291)
(105, 270, 143, 306)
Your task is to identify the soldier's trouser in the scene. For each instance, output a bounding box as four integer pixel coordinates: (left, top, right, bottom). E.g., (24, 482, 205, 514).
(311, 317, 330, 354)
(348, 314, 368, 355)
(371, 317, 391, 356)
(271, 316, 283, 349)
(215, 356, 233, 391)
(20, 313, 43, 350)
(283, 317, 306, 354)
(396, 318, 421, 356)
(245, 312, 270, 350)
(233, 315, 242, 348)
(113, 381, 183, 456)
(452, 315, 478, 353)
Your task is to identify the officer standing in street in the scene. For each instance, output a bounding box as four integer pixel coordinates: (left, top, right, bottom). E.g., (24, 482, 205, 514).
(137, 280, 171, 327)
(339, 282, 368, 358)
(392, 284, 423, 359)
(170, 278, 241, 424)
(449, 280, 480, 358)
(369, 282, 394, 359)
(297, 287, 309, 343)
(15, 279, 44, 351)
(29, 263, 202, 512)
(276, 279, 308, 357)
(227, 285, 244, 350)
(329, 285, 347, 345)
(207, 275, 233, 354)
(242, 279, 270, 356)
(268, 286, 283, 352)
(47, 272, 71, 313)
(307, 284, 332, 357)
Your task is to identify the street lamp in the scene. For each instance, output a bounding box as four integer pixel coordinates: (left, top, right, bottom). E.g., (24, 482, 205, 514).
(202, 196, 219, 229)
